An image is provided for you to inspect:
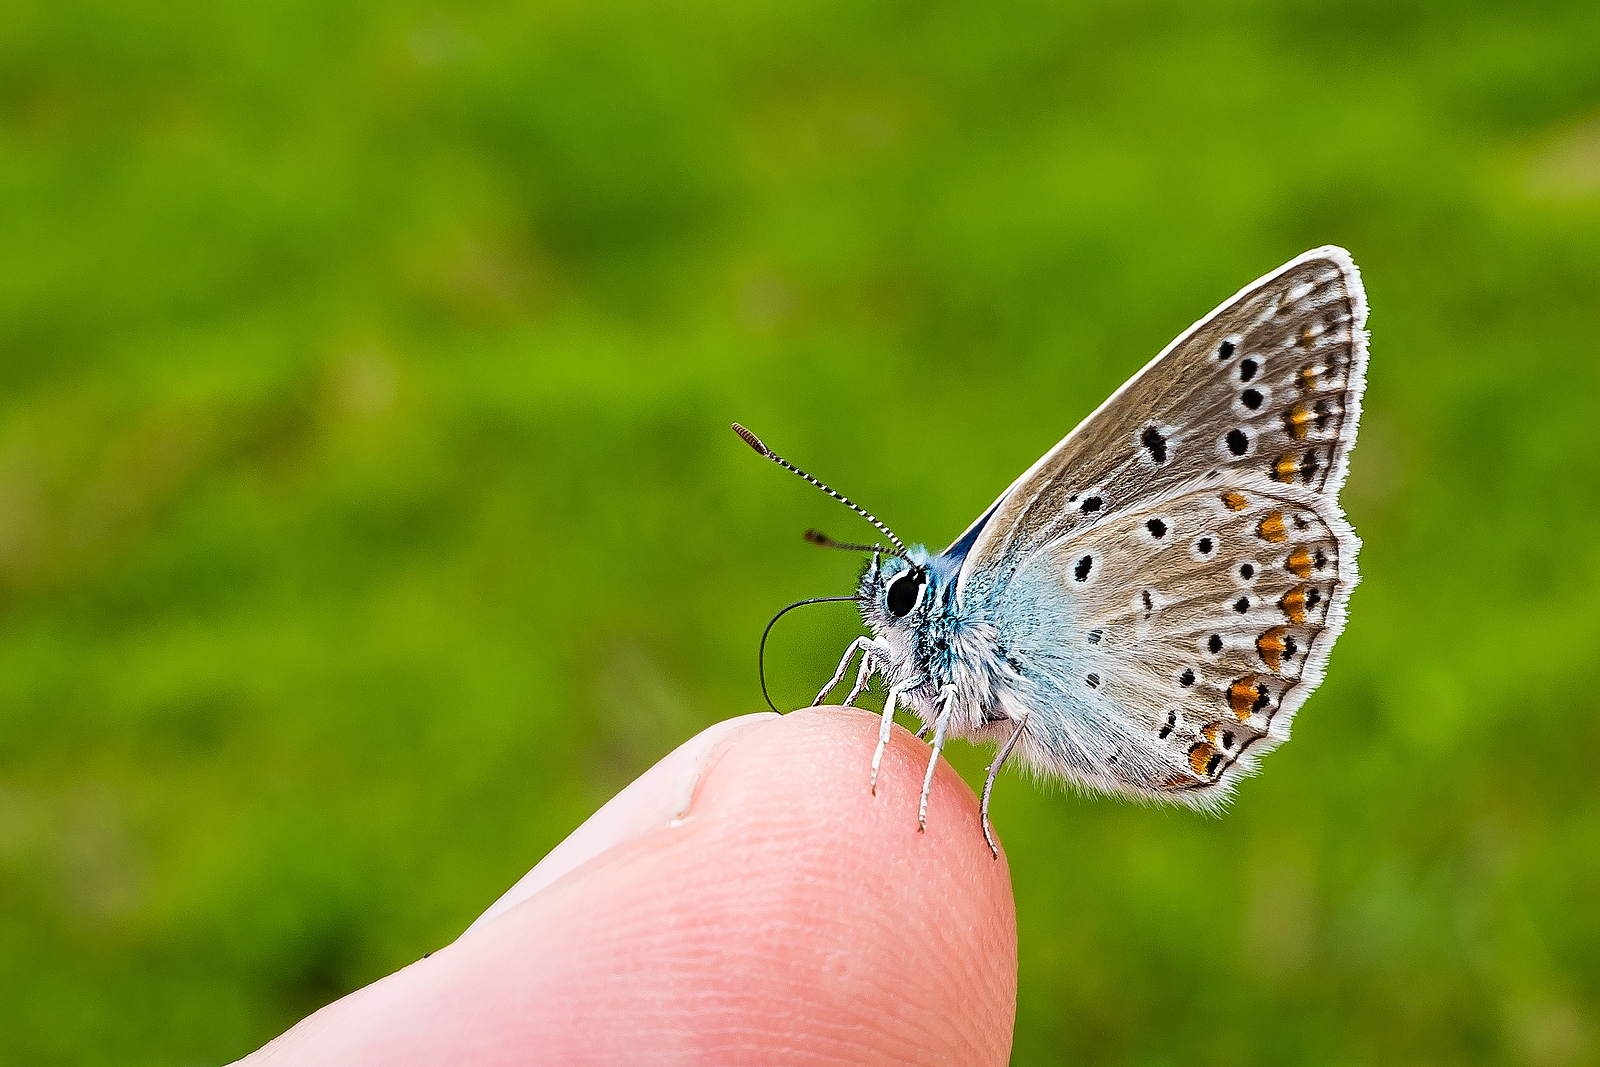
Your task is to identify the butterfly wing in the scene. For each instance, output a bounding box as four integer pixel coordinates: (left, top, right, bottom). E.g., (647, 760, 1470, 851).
(953, 246, 1367, 803)
(951, 246, 1367, 609)
(992, 481, 1356, 803)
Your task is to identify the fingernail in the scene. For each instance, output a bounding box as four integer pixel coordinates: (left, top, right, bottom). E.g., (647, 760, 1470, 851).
(462, 713, 777, 935)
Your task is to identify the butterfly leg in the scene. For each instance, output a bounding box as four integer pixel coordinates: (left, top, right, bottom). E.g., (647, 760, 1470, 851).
(841, 642, 885, 707)
(869, 683, 906, 795)
(980, 715, 1028, 858)
(917, 685, 958, 831)
(814, 637, 878, 707)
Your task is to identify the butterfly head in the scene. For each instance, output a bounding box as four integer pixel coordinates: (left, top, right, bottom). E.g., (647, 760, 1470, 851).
(858, 545, 949, 635)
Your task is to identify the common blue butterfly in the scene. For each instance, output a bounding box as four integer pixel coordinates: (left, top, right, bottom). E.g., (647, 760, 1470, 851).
(737, 246, 1367, 854)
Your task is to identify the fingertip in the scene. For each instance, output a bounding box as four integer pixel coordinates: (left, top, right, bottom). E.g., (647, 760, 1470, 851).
(242, 709, 1019, 1066)
(676, 706, 1017, 1063)
(467, 711, 778, 931)
(709, 706, 1014, 900)
(501, 706, 1017, 1063)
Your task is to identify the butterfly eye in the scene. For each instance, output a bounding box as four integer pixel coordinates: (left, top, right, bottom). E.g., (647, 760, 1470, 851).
(886, 570, 925, 618)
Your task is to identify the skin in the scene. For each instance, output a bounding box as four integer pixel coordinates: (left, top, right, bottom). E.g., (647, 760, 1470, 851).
(237, 707, 1018, 1066)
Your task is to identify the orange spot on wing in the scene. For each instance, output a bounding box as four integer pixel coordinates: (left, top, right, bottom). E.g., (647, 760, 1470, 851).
(1257, 627, 1288, 671)
(1286, 546, 1314, 578)
(1221, 491, 1249, 511)
(1189, 742, 1221, 777)
(1273, 454, 1300, 482)
(1256, 511, 1288, 543)
(1298, 364, 1321, 393)
(1284, 402, 1313, 440)
(1228, 677, 1267, 720)
(1280, 585, 1308, 625)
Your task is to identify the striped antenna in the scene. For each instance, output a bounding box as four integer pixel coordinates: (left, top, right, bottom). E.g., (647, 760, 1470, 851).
(732, 423, 914, 565)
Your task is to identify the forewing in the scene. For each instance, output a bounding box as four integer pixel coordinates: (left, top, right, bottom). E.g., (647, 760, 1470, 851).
(995, 482, 1357, 804)
(953, 246, 1367, 607)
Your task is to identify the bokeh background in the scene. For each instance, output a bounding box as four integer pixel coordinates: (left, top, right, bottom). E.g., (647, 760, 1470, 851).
(3, 1, 1598, 1063)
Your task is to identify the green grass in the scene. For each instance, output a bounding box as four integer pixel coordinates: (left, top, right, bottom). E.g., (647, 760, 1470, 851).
(1, 1, 1598, 1063)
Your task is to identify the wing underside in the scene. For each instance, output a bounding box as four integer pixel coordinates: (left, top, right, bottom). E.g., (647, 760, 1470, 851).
(951, 247, 1368, 803)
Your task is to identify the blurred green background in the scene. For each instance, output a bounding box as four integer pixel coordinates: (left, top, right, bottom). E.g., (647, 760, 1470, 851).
(2, 0, 1598, 1063)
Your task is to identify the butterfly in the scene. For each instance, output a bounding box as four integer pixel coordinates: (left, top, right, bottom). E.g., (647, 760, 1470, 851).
(735, 246, 1367, 854)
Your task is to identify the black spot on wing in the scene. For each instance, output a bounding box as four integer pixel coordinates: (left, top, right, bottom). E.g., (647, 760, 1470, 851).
(1141, 425, 1168, 464)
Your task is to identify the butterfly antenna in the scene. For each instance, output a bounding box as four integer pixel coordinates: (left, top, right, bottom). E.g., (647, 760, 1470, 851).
(732, 423, 915, 566)
(803, 529, 885, 554)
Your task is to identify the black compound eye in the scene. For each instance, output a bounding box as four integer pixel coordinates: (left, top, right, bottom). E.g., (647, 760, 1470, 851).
(886, 570, 925, 618)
